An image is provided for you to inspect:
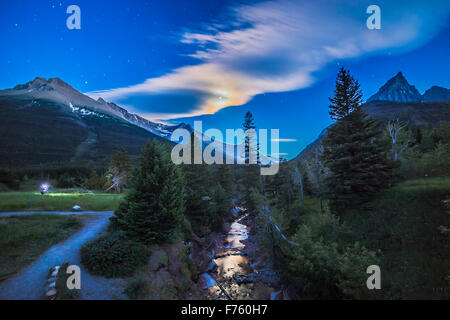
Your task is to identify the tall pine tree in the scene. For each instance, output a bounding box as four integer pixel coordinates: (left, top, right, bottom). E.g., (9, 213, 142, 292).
(182, 133, 217, 235)
(243, 111, 260, 164)
(242, 111, 262, 213)
(113, 141, 185, 244)
(216, 164, 234, 199)
(322, 68, 392, 216)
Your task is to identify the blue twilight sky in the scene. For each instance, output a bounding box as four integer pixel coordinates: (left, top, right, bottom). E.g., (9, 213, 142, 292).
(1, 0, 449, 159)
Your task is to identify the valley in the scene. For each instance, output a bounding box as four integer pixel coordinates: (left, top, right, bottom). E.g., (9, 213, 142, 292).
(0, 71, 448, 301)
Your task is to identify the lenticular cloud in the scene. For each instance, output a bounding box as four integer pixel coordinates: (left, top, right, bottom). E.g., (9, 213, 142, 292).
(87, 0, 450, 121)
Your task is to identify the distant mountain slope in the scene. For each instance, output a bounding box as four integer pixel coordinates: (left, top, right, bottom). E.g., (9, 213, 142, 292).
(0, 77, 194, 168)
(0, 77, 192, 139)
(0, 77, 260, 168)
(0, 95, 166, 167)
(363, 100, 449, 125)
(294, 72, 450, 163)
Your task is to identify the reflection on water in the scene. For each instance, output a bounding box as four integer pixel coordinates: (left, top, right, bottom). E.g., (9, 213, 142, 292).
(205, 214, 273, 300)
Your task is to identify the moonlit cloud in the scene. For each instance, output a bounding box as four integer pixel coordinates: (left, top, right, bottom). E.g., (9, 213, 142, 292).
(273, 153, 289, 156)
(272, 138, 297, 142)
(87, 0, 450, 121)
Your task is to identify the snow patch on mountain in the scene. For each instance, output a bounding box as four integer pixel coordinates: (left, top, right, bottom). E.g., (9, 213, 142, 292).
(69, 102, 106, 118)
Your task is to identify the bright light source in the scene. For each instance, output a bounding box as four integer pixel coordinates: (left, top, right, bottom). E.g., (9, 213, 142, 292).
(40, 183, 49, 194)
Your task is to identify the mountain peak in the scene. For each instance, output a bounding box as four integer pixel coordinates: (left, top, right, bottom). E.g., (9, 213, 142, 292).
(13, 77, 74, 91)
(2, 76, 194, 143)
(48, 77, 71, 87)
(394, 71, 403, 78)
(367, 72, 422, 103)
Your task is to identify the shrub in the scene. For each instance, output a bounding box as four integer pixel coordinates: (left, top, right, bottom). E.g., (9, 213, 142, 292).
(85, 170, 108, 191)
(343, 178, 450, 299)
(55, 173, 77, 188)
(0, 169, 20, 190)
(400, 143, 450, 179)
(0, 183, 10, 192)
(124, 276, 151, 300)
(283, 212, 379, 299)
(80, 232, 150, 278)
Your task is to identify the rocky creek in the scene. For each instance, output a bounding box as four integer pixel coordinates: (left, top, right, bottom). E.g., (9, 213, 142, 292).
(198, 209, 279, 300)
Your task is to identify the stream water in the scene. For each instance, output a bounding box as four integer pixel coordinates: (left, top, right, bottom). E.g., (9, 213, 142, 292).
(202, 214, 275, 300)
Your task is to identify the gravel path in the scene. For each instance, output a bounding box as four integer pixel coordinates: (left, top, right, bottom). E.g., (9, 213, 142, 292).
(0, 211, 126, 300)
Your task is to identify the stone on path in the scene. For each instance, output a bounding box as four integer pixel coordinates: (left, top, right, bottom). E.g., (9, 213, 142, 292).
(46, 289, 56, 297)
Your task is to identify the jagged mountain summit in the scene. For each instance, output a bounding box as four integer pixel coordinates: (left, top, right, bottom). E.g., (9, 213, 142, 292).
(367, 72, 450, 103)
(1, 77, 192, 139)
(367, 72, 422, 103)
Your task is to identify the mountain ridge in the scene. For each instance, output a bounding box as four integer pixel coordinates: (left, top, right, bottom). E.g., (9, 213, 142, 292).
(294, 72, 450, 162)
(0, 77, 189, 167)
(1, 77, 192, 139)
(367, 72, 450, 103)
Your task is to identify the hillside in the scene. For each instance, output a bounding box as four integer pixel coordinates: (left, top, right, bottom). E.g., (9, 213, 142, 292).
(0, 95, 166, 167)
(2, 77, 192, 138)
(0, 77, 196, 168)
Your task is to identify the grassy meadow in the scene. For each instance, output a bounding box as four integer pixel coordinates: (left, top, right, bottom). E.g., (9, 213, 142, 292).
(0, 214, 84, 281)
(0, 191, 124, 212)
(345, 177, 450, 299)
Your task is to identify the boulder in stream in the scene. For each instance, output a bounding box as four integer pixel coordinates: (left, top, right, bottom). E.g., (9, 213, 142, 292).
(233, 274, 253, 285)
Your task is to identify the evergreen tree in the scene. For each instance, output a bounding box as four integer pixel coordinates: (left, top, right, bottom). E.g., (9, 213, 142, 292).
(212, 183, 233, 228)
(297, 161, 313, 196)
(86, 170, 107, 190)
(113, 141, 185, 244)
(243, 111, 259, 164)
(328, 68, 363, 121)
(269, 160, 297, 210)
(322, 68, 392, 216)
(183, 133, 216, 235)
(108, 147, 132, 193)
(241, 112, 262, 214)
(216, 164, 235, 199)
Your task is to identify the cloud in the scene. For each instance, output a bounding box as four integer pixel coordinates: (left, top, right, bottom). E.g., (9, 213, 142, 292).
(272, 138, 297, 142)
(272, 153, 289, 156)
(87, 0, 450, 121)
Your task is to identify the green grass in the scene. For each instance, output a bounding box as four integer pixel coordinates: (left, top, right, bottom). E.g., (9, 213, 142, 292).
(0, 191, 124, 212)
(394, 176, 450, 191)
(0, 215, 84, 281)
(345, 176, 450, 299)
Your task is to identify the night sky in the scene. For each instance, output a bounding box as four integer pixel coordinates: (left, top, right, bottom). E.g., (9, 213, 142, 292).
(1, 0, 449, 159)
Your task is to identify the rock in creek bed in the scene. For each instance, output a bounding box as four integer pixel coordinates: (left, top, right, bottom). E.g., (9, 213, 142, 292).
(233, 274, 254, 285)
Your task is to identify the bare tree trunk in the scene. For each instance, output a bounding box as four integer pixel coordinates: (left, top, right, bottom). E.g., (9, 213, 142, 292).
(387, 118, 409, 161)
